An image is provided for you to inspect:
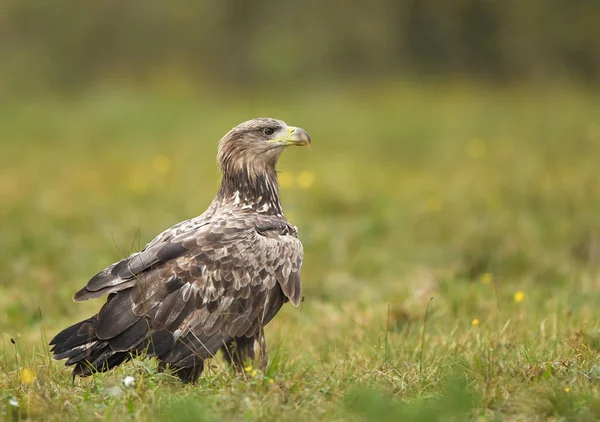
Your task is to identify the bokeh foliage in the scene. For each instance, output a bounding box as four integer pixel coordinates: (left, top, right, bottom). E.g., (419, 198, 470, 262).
(2, 0, 600, 95)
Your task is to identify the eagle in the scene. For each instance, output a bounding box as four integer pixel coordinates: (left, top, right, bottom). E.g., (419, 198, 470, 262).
(50, 118, 311, 383)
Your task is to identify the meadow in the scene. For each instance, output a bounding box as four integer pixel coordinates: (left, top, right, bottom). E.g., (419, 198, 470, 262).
(2, 82, 600, 421)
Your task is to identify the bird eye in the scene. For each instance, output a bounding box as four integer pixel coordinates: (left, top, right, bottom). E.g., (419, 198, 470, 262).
(263, 127, 275, 136)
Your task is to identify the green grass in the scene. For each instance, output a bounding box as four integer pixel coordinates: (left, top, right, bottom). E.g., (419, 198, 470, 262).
(2, 82, 600, 420)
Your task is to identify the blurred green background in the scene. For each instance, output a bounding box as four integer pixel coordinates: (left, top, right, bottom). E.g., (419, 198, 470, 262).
(3, 0, 600, 94)
(2, 1, 600, 421)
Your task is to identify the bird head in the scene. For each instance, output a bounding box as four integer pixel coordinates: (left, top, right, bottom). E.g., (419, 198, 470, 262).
(217, 118, 311, 174)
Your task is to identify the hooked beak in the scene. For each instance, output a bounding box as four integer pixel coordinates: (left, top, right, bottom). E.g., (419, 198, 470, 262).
(272, 126, 311, 148)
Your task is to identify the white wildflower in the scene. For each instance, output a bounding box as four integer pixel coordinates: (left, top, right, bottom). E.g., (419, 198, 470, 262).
(123, 375, 135, 387)
(9, 398, 19, 407)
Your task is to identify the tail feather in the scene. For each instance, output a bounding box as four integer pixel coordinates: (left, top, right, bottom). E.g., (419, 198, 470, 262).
(57, 341, 100, 362)
(49, 318, 89, 346)
(50, 313, 180, 378)
(73, 347, 131, 377)
(64, 342, 103, 365)
(137, 330, 175, 356)
(109, 317, 150, 352)
(50, 315, 144, 377)
(50, 317, 97, 352)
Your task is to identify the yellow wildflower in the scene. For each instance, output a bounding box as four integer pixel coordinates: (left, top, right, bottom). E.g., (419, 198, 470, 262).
(251, 370, 258, 377)
(480, 273, 493, 284)
(153, 155, 172, 175)
(472, 319, 480, 326)
(278, 172, 293, 189)
(514, 291, 525, 303)
(244, 366, 252, 372)
(296, 171, 315, 189)
(269, 379, 274, 384)
(564, 387, 570, 393)
(19, 368, 36, 384)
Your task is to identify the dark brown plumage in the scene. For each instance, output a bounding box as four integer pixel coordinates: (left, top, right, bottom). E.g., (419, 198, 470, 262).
(50, 118, 311, 382)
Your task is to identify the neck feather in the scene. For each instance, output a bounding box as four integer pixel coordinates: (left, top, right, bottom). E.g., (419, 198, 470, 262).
(211, 165, 283, 216)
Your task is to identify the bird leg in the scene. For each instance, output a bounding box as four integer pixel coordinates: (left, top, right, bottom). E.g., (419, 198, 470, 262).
(158, 356, 204, 383)
(255, 329, 269, 371)
(222, 329, 268, 373)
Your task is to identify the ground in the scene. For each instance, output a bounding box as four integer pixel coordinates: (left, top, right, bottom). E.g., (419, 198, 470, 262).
(1, 83, 600, 421)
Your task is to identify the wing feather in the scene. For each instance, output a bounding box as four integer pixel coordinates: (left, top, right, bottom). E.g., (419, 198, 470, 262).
(165, 222, 302, 340)
(65, 214, 303, 368)
(74, 241, 189, 301)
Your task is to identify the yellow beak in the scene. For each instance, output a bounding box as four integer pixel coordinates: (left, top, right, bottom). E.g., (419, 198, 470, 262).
(274, 126, 311, 147)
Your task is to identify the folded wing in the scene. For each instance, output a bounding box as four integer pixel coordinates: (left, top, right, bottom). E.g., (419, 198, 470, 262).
(50, 215, 303, 376)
